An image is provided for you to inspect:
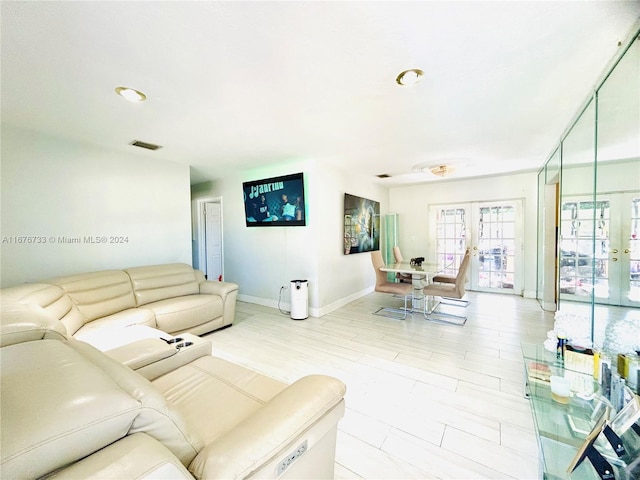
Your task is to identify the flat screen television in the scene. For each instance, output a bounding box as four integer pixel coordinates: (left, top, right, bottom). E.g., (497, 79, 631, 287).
(243, 172, 306, 227)
(343, 193, 380, 254)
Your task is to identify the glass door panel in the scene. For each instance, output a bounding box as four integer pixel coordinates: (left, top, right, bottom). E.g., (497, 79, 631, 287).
(629, 195, 640, 305)
(616, 193, 640, 306)
(475, 204, 518, 291)
(431, 200, 522, 294)
(559, 198, 604, 301)
(434, 207, 467, 276)
(560, 192, 640, 306)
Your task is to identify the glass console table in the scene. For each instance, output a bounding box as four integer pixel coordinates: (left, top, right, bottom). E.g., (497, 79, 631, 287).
(522, 342, 611, 480)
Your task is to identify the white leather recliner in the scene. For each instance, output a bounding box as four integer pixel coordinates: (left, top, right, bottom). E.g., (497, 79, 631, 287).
(0, 301, 346, 479)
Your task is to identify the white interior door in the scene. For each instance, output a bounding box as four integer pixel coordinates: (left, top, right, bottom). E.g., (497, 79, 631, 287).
(204, 202, 222, 281)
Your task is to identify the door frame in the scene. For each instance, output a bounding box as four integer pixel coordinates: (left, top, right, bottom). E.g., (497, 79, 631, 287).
(192, 196, 224, 280)
(541, 182, 560, 311)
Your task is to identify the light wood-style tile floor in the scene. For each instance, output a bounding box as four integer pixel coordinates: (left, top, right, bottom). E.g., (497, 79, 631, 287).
(204, 291, 557, 479)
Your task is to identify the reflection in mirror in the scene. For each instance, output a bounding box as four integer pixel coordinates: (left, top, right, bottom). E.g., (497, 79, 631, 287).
(552, 33, 640, 355)
(559, 99, 596, 314)
(597, 37, 640, 165)
(592, 36, 640, 353)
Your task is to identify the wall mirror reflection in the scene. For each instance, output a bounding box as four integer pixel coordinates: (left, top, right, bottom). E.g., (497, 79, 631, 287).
(538, 32, 640, 356)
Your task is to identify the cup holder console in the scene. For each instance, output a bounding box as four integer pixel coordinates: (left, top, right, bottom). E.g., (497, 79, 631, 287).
(162, 337, 193, 350)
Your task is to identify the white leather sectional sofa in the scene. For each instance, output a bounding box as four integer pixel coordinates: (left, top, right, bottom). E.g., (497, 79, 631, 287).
(0, 300, 346, 479)
(0, 263, 238, 349)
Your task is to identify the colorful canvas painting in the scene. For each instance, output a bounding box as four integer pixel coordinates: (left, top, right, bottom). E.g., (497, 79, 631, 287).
(344, 193, 380, 254)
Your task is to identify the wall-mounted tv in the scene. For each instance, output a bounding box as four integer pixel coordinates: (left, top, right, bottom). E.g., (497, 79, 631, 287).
(243, 172, 306, 227)
(344, 193, 380, 254)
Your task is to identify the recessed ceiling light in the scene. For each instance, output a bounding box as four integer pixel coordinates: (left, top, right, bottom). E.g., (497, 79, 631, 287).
(115, 86, 147, 102)
(396, 69, 424, 86)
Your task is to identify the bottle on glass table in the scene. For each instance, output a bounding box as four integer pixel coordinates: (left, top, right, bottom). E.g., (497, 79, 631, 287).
(556, 331, 566, 365)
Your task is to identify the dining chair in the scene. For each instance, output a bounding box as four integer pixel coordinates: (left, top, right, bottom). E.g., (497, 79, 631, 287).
(422, 249, 471, 325)
(392, 246, 412, 284)
(370, 251, 413, 320)
(432, 248, 471, 284)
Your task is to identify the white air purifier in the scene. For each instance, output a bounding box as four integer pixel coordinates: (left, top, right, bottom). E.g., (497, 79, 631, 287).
(290, 279, 308, 320)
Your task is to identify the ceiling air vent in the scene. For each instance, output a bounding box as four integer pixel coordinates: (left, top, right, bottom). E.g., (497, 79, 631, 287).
(377, 173, 391, 178)
(129, 140, 162, 151)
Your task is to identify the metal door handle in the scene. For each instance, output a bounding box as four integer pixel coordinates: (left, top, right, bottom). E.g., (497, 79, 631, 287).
(611, 249, 619, 254)
(624, 249, 630, 254)
(611, 258, 618, 262)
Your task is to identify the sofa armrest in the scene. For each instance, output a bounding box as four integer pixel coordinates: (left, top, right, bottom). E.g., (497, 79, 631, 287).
(188, 375, 346, 480)
(198, 281, 238, 298)
(199, 281, 238, 328)
(136, 334, 212, 381)
(105, 338, 177, 370)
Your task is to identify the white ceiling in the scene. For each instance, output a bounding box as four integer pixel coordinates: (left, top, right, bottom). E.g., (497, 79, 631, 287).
(2, 1, 639, 185)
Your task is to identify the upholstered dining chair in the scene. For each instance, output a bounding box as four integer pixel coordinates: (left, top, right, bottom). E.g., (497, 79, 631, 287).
(432, 248, 471, 284)
(371, 251, 414, 320)
(422, 249, 471, 325)
(392, 246, 412, 284)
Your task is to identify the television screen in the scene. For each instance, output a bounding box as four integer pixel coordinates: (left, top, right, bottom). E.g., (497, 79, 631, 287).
(243, 172, 306, 227)
(344, 193, 380, 254)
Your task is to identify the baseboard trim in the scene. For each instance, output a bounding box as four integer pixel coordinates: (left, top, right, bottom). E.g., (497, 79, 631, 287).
(237, 286, 375, 318)
(315, 286, 375, 317)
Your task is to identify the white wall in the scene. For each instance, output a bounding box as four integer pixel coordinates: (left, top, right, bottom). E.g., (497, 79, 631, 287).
(389, 171, 539, 297)
(191, 159, 389, 316)
(314, 163, 389, 314)
(1, 125, 192, 287)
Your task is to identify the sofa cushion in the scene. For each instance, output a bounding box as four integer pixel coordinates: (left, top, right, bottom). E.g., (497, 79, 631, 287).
(0, 340, 140, 479)
(126, 263, 201, 306)
(44, 433, 194, 480)
(0, 300, 68, 347)
(47, 270, 137, 322)
(72, 310, 158, 350)
(0, 283, 84, 335)
(69, 338, 204, 465)
(151, 356, 287, 445)
(145, 295, 222, 334)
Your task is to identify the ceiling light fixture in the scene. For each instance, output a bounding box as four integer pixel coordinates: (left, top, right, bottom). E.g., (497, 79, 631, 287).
(396, 68, 424, 86)
(412, 161, 463, 178)
(429, 164, 456, 177)
(115, 86, 147, 102)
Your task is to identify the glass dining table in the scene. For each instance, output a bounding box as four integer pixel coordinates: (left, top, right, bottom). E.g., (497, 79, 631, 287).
(379, 261, 438, 311)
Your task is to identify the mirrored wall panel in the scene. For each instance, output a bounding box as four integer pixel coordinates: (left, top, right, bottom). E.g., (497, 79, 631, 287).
(537, 31, 640, 353)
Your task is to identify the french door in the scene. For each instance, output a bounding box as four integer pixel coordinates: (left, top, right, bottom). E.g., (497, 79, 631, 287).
(430, 200, 523, 294)
(559, 192, 640, 307)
